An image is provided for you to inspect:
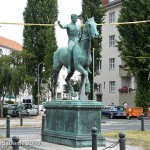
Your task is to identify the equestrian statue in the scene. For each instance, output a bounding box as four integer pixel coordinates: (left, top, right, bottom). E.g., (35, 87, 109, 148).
(51, 14, 99, 100)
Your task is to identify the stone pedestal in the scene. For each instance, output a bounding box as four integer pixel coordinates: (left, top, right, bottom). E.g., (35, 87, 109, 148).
(42, 100, 105, 148)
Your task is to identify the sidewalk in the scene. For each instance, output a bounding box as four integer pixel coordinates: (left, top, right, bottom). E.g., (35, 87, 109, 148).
(0, 116, 144, 150)
(0, 136, 143, 150)
(0, 115, 42, 128)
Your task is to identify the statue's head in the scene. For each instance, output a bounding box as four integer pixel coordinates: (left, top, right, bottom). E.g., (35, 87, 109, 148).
(71, 14, 78, 23)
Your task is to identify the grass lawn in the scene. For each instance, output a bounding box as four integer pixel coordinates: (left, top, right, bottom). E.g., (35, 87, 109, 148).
(103, 130, 150, 150)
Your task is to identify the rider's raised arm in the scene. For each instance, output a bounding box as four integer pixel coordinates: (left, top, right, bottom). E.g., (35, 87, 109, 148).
(58, 21, 67, 29)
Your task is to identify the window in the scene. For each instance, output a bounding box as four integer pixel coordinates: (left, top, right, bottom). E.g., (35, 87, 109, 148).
(97, 83, 101, 93)
(109, 81, 116, 92)
(109, 12, 115, 23)
(99, 60, 102, 70)
(0, 49, 3, 55)
(109, 35, 115, 47)
(109, 58, 115, 69)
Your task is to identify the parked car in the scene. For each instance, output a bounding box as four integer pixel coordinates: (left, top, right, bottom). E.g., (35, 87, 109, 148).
(41, 105, 46, 114)
(19, 103, 38, 116)
(101, 105, 127, 119)
(7, 104, 28, 117)
(3, 103, 9, 108)
(7, 104, 18, 117)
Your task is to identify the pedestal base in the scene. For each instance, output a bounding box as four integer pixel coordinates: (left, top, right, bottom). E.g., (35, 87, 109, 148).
(42, 100, 106, 148)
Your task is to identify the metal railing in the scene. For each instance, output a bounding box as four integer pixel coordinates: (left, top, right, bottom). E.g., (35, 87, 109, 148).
(91, 127, 126, 150)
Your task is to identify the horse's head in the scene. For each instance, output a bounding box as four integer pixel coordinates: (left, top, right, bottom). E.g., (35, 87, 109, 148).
(84, 17, 99, 38)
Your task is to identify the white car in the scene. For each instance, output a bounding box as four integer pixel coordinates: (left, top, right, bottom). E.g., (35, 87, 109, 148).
(26, 105, 38, 116)
(20, 103, 38, 116)
(41, 105, 46, 114)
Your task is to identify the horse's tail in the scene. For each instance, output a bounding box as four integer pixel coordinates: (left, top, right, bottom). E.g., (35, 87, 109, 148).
(50, 49, 62, 100)
(50, 69, 55, 99)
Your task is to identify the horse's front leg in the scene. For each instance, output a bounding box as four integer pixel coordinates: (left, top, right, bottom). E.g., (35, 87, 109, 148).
(78, 74, 84, 100)
(65, 70, 75, 99)
(76, 64, 91, 95)
(84, 66, 91, 95)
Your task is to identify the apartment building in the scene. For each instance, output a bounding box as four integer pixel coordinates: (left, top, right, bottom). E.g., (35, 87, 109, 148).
(95, 0, 136, 106)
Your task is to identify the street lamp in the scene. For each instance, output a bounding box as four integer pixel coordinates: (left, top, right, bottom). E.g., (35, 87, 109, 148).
(37, 62, 45, 115)
(93, 48, 101, 100)
(93, 48, 95, 100)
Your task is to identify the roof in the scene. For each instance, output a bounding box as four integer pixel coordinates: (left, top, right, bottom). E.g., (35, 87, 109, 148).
(0, 36, 22, 51)
(102, 0, 121, 8)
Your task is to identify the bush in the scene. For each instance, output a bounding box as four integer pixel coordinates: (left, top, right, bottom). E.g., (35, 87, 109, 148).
(5, 100, 14, 104)
(62, 97, 69, 100)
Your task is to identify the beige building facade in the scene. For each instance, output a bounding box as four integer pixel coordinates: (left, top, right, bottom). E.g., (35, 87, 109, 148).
(95, 0, 136, 107)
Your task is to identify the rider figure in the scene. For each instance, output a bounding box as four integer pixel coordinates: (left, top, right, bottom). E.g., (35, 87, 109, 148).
(58, 14, 81, 73)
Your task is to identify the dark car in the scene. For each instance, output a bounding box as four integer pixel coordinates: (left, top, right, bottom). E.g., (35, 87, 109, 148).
(7, 104, 19, 117)
(18, 103, 38, 116)
(101, 105, 127, 119)
(7, 104, 28, 117)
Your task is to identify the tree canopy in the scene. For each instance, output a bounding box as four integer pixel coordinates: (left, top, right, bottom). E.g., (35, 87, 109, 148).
(23, 0, 58, 104)
(0, 50, 34, 117)
(82, 0, 105, 99)
(117, 0, 150, 111)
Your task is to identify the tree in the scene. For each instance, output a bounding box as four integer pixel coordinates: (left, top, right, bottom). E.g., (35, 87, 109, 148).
(0, 55, 12, 117)
(82, 0, 105, 99)
(23, 0, 58, 104)
(117, 0, 150, 112)
(10, 51, 35, 99)
(63, 80, 80, 93)
(0, 51, 35, 118)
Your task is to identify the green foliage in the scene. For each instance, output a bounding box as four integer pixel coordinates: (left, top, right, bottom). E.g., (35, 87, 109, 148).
(5, 100, 14, 104)
(62, 98, 69, 100)
(0, 50, 35, 118)
(23, 0, 58, 103)
(63, 80, 80, 93)
(117, 0, 150, 112)
(82, 0, 105, 99)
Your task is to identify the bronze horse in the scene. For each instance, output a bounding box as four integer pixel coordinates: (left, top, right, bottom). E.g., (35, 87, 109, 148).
(51, 17, 99, 100)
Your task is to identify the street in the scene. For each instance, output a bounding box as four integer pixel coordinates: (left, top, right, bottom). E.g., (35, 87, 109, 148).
(0, 118, 150, 137)
(0, 127, 41, 137)
(101, 118, 150, 132)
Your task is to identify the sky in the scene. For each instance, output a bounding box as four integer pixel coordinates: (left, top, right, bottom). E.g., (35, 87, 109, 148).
(0, 0, 82, 47)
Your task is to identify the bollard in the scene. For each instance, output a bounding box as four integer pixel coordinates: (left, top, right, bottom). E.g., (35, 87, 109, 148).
(12, 136, 20, 150)
(141, 114, 144, 131)
(119, 132, 126, 150)
(91, 127, 97, 150)
(20, 113, 23, 126)
(41, 115, 45, 134)
(6, 115, 10, 138)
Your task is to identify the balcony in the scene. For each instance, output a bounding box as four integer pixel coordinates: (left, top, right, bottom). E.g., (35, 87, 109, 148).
(118, 86, 136, 93)
(119, 88, 136, 106)
(119, 64, 131, 77)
